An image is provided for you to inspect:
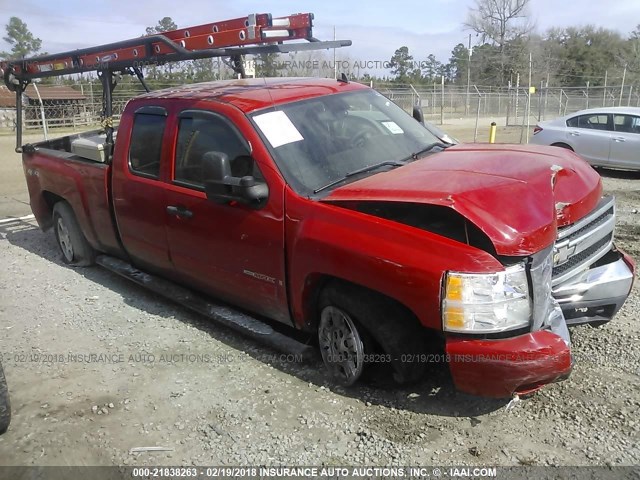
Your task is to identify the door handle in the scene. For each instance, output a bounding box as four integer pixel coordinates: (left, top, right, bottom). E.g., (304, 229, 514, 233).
(613, 137, 626, 142)
(166, 205, 193, 219)
(569, 131, 580, 136)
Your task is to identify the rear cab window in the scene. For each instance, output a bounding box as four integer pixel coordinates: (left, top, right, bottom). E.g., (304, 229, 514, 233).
(128, 106, 168, 178)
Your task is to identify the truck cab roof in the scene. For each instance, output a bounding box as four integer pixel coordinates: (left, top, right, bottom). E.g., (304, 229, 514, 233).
(134, 77, 366, 113)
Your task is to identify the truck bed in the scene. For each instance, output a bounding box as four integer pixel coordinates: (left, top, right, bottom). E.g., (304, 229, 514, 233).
(22, 130, 123, 257)
(27, 129, 117, 163)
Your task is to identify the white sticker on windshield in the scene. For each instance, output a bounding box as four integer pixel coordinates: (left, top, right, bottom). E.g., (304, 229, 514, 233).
(253, 110, 304, 148)
(382, 121, 404, 134)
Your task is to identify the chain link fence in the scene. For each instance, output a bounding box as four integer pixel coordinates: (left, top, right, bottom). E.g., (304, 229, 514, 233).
(375, 82, 640, 125)
(3, 80, 640, 139)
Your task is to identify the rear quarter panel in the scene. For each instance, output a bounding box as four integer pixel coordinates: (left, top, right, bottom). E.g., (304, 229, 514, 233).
(22, 149, 122, 255)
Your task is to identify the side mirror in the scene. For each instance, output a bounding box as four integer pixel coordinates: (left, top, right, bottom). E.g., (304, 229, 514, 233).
(202, 151, 269, 208)
(412, 106, 425, 125)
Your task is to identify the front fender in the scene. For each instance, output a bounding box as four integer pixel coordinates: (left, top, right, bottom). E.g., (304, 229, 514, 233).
(284, 189, 502, 330)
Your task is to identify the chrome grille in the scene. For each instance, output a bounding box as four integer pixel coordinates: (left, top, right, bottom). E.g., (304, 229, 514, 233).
(551, 196, 615, 286)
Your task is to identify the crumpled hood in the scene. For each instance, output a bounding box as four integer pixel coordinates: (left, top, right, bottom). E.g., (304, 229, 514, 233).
(323, 144, 602, 256)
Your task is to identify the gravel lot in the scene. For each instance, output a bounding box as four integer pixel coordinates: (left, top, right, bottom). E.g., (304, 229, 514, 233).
(0, 128, 638, 470)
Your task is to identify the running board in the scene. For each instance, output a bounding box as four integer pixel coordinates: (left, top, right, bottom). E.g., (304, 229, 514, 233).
(95, 255, 317, 361)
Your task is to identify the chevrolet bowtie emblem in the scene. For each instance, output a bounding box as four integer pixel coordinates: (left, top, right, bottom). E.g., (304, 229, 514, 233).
(553, 244, 576, 266)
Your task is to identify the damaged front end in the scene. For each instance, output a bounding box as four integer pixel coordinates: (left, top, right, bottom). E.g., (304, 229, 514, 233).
(445, 247, 573, 398)
(551, 196, 635, 326)
(444, 197, 634, 398)
(323, 145, 634, 397)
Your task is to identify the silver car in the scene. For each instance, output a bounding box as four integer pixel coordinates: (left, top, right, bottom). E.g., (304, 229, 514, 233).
(531, 106, 640, 171)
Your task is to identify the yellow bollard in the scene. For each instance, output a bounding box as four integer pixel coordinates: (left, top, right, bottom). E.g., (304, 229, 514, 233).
(489, 122, 497, 143)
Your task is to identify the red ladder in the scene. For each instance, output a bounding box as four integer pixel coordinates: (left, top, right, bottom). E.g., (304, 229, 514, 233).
(1, 12, 349, 83)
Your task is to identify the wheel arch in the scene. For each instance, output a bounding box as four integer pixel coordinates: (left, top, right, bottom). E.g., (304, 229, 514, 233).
(39, 191, 65, 230)
(300, 273, 425, 334)
(551, 142, 574, 151)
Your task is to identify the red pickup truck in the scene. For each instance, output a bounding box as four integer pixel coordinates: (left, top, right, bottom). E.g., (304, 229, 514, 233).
(21, 77, 635, 397)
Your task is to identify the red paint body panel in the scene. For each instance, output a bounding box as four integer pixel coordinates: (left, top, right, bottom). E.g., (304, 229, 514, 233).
(111, 103, 174, 272)
(446, 331, 572, 398)
(621, 249, 636, 285)
(135, 77, 367, 114)
(326, 143, 602, 256)
(284, 188, 502, 330)
(22, 151, 122, 256)
(157, 99, 290, 323)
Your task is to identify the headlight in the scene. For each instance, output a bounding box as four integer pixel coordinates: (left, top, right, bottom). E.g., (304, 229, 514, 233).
(442, 264, 531, 334)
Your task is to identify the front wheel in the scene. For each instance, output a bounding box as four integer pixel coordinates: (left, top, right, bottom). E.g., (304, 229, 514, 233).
(52, 202, 95, 267)
(318, 282, 426, 387)
(318, 305, 366, 386)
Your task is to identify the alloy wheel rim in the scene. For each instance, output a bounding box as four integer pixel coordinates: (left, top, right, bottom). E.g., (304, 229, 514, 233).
(57, 218, 74, 262)
(318, 306, 364, 386)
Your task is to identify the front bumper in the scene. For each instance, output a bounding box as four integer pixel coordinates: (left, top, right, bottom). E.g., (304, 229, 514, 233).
(446, 329, 572, 398)
(553, 248, 635, 326)
(445, 248, 634, 398)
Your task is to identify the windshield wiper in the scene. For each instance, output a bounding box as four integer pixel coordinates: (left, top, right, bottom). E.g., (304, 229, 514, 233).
(313, 161, 404, 194)
(312, 143, 450, 195)
(400, 142, 450, 163)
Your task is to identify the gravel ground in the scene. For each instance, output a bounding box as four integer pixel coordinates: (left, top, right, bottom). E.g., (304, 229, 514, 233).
(0, 133, 638, 469)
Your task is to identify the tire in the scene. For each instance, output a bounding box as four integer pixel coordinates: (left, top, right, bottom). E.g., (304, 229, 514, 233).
(317, 281, 426, 387)
(0, 360, 10, 435)
(52, 201, 95, 267)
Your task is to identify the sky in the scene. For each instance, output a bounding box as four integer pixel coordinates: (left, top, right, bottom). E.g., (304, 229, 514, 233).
(1, 0, 639, 74)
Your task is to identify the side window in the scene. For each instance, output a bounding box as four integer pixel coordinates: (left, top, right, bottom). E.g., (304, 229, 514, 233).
(576, 114, 609, 130)
(129, 113, 166, 178)
(613, 114, 640, 134)
(174, 113, 259, 188)
(566, 116, 579, 128)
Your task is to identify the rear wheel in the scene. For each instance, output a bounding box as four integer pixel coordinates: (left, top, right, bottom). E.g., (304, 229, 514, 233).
(0, 360, 10, 435)
(53, 202, 95, 266)
(318, 282, 426, 387)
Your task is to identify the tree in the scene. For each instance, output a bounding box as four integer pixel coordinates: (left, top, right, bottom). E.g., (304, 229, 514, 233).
(145, 17, 178, 35)
(255, 53, 281, 77)
(447, 44, 470, 83)
(541, 26, 626, 87)
(1, 17, 42, 59)
(626, 25, 640, 85)
(145, 17, 179, 79)
(468, 43, 502, 85)
(389, 46, 414, 83)
(464, 0, 533, 84)
(422, 54, 442, 82)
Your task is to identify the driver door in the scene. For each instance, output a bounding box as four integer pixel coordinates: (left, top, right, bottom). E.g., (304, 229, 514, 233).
(163, 109, 290, 324)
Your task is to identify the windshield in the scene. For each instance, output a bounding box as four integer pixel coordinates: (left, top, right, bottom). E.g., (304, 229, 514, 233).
(250, 89, 441, 196)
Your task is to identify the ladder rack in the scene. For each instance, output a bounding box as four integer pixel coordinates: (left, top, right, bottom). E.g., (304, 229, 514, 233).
(1, 13, 349, 83)
(0, 12, 351, 154)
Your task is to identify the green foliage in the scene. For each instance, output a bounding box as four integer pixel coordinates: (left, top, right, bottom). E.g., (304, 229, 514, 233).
(143, 17, 180, 81)
(422, 54, 442, 82)
(145, 17, 178, 35)
(540, 26, 627, 86)
(626, 25, 640, 85)
(389, 46, 414, 83)
(1, 16, 42, 59)
(255, 53, 282, 78)
(448, 43, 470, 84)
(469, 44, 503, 85)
